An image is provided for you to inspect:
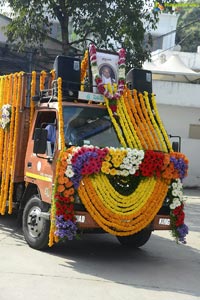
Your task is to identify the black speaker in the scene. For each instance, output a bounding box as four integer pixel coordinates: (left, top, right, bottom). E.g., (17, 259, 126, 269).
(126, 68, 152, 94)
(53, 56, 81, 100)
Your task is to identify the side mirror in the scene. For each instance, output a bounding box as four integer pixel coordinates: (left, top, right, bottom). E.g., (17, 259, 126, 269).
(33, 128, 48, 154)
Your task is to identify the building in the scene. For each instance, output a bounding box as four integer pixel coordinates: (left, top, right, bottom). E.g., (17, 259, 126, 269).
(144, 13, 200, 187)
(0, 13, 64, 74)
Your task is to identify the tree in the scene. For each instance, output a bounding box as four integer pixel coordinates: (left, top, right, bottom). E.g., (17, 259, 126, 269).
(175, 0, 200, 52)
(0, 0, 160, 68)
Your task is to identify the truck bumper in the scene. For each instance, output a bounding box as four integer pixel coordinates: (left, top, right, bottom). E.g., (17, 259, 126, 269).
(75, 211, 171, 231)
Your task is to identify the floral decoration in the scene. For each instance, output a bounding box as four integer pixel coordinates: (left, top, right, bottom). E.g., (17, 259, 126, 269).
(48, 50, 189, 246)
(167, 179, 189, 243)
(50, 144, 189, 244)
(89, 43, 126, 113)
(0, 104, 12, 130)
(65, 146, 188, 188)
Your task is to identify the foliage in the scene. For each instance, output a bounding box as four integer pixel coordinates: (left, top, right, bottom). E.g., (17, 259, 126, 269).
(175, 0, 200, 52)
(0, 0, 160, 68)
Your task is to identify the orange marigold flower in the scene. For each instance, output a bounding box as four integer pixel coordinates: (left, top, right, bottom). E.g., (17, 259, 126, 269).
(57, 176, 65, 184)
(57, 184, 65, 193)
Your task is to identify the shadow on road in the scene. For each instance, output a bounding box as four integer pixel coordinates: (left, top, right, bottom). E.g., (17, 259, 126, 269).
(0, 204, 199, 298)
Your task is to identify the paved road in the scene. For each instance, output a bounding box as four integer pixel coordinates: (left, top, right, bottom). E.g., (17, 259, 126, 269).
(0, 188, 199, 300)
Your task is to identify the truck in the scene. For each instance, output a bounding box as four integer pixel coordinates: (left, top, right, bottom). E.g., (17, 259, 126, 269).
(0, 45, 189, 250)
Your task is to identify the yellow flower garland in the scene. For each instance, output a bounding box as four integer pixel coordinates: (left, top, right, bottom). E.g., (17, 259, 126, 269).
(48, 150, 63, 247)
(29, 71, 37, 129)
(78, 176, 169, 235)
(151, 93, 173, 152)
(8, 73, 22, 214)
(40, 70, 47, 91)
(124, 88, 147, 149)
(81, 50, 89, 91)
(117, 95, 142, 149)
(105, 97, 127, 147)
(89, 174, 156, 214)
(138, 92, 161, 150)
(57, 77, 65, 150)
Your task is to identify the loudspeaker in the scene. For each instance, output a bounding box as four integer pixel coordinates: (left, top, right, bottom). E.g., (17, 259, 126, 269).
(53, 56, 81, 100)
(126, 68, 152, 94)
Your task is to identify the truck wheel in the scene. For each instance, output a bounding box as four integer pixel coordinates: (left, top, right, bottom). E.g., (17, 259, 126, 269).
(116, 228, 152, 248)
(22, 195, 50, 250)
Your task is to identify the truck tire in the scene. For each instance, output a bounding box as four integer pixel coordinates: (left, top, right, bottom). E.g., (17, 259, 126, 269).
(116, 228, 152, 248)
(22, 195, 50, 250)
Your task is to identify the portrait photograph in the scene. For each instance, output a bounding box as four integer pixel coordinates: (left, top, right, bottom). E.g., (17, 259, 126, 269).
(90, 49, 119, 93)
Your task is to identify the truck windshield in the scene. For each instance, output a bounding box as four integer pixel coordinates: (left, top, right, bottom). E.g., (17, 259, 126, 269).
(63, 106, 121, 148)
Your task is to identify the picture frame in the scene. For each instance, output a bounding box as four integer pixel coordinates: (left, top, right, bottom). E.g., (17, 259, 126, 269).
(89, 49, 119, 94)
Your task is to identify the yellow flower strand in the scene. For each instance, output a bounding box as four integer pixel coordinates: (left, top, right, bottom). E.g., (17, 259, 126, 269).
(29, 71, 37, 129)
(81, 50, 89, 91)
(126, 89, 149, 149)
(134, 90, 155, 149)
(124, 88, 147, 149)
(0, 75, 13, 214)
(143, 92, 167, 151)
(50, 69, 56, 81)
(2, 75, 15, 214)
(78, 176, 168, 235)
(89, 174, 156, 215)
(48, 150, 63, 247)
(105, 97, 127, 147)
(138, 92, 160, 150)
(130, 90, 150, 148)
(57, 77, 65, 150)
(6, 73, 21, 214)
(118, 95, 142, 149)
(0, 77, 5, 174)
(40, 70, 47, 91)
(97, 173, 154, 207)
(151, 93, 173, 152)
(8, 73, 20, 214)
(0, 131, 9, 213)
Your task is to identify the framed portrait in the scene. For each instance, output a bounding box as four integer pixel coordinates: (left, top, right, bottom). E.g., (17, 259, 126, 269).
(89, 49, 119, 94)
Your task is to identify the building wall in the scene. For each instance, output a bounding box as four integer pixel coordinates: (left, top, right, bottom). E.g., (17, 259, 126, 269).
(151, 13, 179, 51)
(153, 80, 200, 187)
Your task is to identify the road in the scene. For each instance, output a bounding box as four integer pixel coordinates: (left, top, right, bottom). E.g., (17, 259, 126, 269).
(0, 189, 199, 300)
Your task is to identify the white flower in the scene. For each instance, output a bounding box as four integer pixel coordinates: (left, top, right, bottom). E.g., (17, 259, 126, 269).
(129, 168, 136, 175)
(170, 203, 176, 210)
(172, 182, 178, 189)
(120, 169, 129, 177)
(66, 154, 73, 164)
(173, 198, 181, 207)
(172, 189, 179, 197)
(65, 167, 74, 178)
(138, 150, 145, 160)
(122, 157, 130, 165)
(119, 164, 126, 169)
(177, 190, 183, 198)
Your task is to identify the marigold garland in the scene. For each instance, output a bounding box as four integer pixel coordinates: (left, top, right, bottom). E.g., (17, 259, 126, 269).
(29, 71, 37, 129)
(40, 70, 47, 91)
(81, 50, 89, 91)
(117, 95, 142, 149)
(57, 77, 65, 150)
(138, 92, 160, 150)
(150, 93, 173, 152)
(49, 143, 188, 245)
(104, 97, 127, 147)
(78, 176, 169, 236)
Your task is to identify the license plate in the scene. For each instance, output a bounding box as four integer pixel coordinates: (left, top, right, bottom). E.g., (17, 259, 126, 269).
(159, 218, 170, 226)
(75, 215, 86, 223)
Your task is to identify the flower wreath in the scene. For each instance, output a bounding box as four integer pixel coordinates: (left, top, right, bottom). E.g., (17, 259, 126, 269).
(89, 44, 126, 112)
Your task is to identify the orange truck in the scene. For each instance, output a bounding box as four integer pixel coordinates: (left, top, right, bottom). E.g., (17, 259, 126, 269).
(0, 46, 189, 250)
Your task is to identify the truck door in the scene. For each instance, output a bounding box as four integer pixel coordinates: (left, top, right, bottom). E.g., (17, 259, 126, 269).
(24, 110, 57, 204)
